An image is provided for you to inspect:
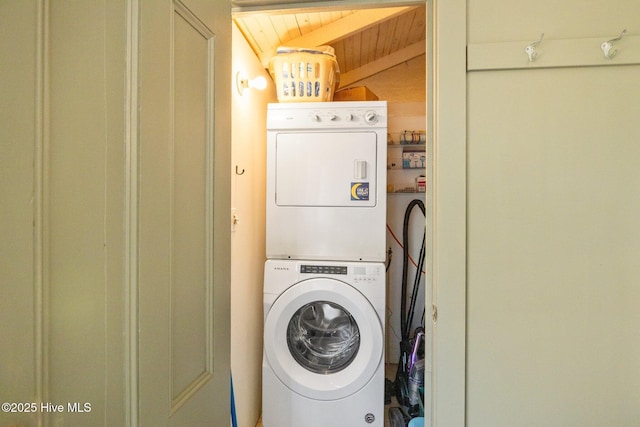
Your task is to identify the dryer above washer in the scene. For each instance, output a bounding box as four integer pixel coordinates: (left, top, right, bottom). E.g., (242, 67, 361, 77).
(266, 101, 387, 262)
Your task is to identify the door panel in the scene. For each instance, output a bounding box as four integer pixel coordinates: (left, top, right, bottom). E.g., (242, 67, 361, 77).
(467, 66, 640, 426)
(171, 3, 212, 409)
(138, 0, 231, 425)
(0, 2, 39, 426)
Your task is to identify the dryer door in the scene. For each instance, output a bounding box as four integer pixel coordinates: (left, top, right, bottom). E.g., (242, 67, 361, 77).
(264, 277, 383, 401)
(274, 131, 378, 207)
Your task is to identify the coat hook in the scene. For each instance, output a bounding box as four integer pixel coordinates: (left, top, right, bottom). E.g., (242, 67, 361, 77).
(235, 165, 245, 175)
(525, 33, 544, 62)
(601, 29, 627, 59)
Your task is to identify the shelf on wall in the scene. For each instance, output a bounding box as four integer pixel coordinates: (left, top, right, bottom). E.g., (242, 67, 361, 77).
(388, 191, 426, 195)
(387, 166, 427, 170)
(388, 143, 426, 148)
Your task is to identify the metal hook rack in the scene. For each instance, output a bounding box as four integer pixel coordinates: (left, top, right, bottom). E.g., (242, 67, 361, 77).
(468, 30, 640, 71)
(525, 33, 544, 62)
(601, 29, 627, 59)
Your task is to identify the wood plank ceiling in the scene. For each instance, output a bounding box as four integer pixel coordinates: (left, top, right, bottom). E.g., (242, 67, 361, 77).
(233, 5, 426, 88)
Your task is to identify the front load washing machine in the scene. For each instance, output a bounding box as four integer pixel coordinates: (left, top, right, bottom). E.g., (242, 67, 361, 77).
(262, 259, 385, 427)
(266, 101, 387, 262)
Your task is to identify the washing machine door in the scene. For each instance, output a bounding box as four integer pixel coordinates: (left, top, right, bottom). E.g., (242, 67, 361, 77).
(264, 277, 383, 401)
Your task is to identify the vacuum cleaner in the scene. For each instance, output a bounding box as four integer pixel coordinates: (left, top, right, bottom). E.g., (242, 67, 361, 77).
(388, 199, 426, 427)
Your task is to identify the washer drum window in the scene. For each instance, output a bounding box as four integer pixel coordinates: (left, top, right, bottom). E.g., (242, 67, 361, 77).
(263, 277, 383, 400)
(287, 301, 360, 374)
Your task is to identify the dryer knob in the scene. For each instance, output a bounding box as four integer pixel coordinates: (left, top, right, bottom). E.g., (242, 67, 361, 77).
(364, 111, 378, 124)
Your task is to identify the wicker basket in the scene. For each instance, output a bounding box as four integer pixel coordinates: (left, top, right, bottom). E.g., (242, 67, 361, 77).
(268, 47, 340, 102)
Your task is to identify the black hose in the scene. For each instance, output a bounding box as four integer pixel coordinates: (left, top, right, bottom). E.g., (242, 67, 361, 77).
(400, 199, 425, 341)
(407, 232, 425, 334)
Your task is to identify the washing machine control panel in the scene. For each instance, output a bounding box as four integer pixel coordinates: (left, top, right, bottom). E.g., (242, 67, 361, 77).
(298, 263, 383, 282)
(300, 264, 347, 275)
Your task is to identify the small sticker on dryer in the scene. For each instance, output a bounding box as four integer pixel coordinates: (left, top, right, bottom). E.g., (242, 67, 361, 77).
(351, 182, 370, 201)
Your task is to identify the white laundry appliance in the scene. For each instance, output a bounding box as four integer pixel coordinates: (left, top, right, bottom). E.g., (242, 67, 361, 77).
(266, 101, 387, 262)
(262, 259, 386, 427)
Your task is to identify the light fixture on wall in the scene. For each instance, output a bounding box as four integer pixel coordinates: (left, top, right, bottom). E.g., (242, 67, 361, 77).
(236, 72, 267, 95)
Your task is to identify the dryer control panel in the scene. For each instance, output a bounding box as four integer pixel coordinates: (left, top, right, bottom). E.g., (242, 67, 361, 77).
(267, 101, 387, 130)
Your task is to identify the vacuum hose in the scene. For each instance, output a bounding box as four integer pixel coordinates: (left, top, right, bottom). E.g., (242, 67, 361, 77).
(393, 198, 427, 412)
(400, 199, 426, 341)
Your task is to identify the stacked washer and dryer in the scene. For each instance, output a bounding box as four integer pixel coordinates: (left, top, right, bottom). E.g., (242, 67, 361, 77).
(262, 101, 388, 427)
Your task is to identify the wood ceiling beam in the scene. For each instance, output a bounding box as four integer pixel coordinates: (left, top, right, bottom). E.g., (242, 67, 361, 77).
(258, 6, 416, 65)
(338, 40, 425, 88)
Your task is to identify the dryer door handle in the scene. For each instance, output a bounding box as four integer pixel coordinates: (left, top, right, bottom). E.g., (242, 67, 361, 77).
(354, 159, 367, 179)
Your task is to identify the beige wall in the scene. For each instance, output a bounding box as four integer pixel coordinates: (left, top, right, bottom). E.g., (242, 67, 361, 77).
(355, 54, 426, 102)
(230, 23, 277, 427)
